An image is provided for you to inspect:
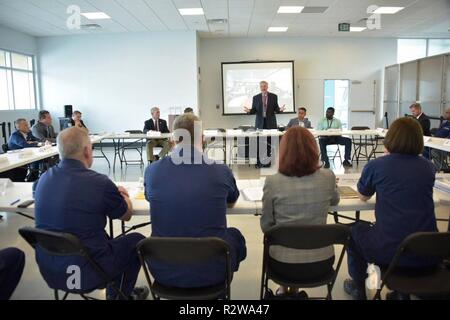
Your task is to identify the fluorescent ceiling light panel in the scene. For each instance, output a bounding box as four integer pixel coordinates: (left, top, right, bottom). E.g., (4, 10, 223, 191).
(81, 12, 111, 20)
(350, 27, 366, 32)
(179, 8, 204, 15)
(268, 27, 288, 32)
(277, 6, 304, 13)
(372, 7, 404, 14)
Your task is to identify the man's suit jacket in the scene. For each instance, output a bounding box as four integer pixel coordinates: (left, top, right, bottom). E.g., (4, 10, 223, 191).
(417, 113, 431, 136)
(31, 122, 57, 143)
(249, 92, 281, 129)
(286, 117, 312, 129)
(8, 130, 39, 150)
(143, 118, 170, 133)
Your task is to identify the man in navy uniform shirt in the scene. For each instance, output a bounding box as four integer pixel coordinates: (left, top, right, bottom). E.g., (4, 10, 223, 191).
(344, 118, 438, 300)
(34, 127, 148, 300)
(144, 113, 247, 288)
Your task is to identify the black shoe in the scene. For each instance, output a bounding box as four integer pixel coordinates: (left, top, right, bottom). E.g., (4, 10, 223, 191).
(342, 160, 353, 167)
(130, 286, 150, 300)
(386, 291, 410, 300)
(343, 279, 366, 300)
(323, 162, 330, 169)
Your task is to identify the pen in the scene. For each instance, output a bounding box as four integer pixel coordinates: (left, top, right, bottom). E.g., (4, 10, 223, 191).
(10, 199, 20, 206)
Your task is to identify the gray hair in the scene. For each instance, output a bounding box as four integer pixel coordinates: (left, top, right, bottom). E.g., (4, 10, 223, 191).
(173, 113, 201, 144)
(57, 127, 90, 160)
(15, 118, 27, 126)
(151, 107, 160, 114)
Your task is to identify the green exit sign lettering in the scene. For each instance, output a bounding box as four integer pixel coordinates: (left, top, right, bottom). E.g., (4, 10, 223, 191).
(338, 23, 350, 32)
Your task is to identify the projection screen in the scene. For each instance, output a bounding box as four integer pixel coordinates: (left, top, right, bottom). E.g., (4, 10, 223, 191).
(221, 61, 295, 115)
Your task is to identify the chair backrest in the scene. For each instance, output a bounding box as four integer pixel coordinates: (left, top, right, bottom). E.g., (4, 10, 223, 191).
(1, 122, 6, 144)
(19, 227, 86, 257)
(138, 236, 231, 265)
(384, 112, 389, 129)
(264, 223, 351, 250)
(238, 125, 255, 132)
(351, 126, 370, 130)
(1, 143, 8, 153)
(125, 130, 143, 134)
(7, 122, 12, 137)
(30, 119, 36, 127)
(399, 232, 450, 258)
(206, 128, 226, 133)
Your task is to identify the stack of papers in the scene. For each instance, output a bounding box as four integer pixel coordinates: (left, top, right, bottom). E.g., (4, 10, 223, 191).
(338, 186, 360, 199)
(147, 131, 161, 137)
(434, 179, 450, 194)
(242, 187, 263, 201)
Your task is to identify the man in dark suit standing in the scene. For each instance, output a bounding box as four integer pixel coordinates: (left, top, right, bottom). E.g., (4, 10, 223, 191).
(409, 103, 431, 136)
(244, 81, 285, 167)
(143, 107, 171, 163)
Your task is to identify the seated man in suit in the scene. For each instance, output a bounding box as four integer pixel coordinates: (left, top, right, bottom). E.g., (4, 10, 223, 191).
(64, 111, 88, 131)
(0, 248, 25, 300)
(429, 107, 450, 169)
(144, 113, 247, 288)
(31, 110, 57, 143)
(8, 118, 39, 150)
(317, 107, 353, 169)
(410, 103, 431, 136)
(8, 118, 41, 180)
(286, 107, 312, 129)
(34, 127, 148, 300)
(143, 107, 171, 163)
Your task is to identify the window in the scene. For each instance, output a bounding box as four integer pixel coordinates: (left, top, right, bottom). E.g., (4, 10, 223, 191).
(428, 39, 450, 56)
(0, 49, 37, 110)
(324, 79, 350, 129)
(397, 39, 427, 64)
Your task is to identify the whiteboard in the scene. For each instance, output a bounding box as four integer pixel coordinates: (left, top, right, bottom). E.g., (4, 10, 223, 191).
(221, 61, 295, 115)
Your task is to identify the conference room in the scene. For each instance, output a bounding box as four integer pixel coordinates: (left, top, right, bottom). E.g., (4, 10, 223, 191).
(0, 0, 449, 306)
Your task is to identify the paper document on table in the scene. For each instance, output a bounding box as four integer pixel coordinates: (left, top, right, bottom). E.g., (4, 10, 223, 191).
(434, 179, 450, 194)
(338, 186, 360, 199)
(242, 187, 263, 201)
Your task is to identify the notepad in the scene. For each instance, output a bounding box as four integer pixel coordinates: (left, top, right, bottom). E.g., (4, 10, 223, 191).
(338, 186, 360, 199)
(434, 179, 450, 194)
(134, 191, 146, 200)
(242, 187, 263, 201)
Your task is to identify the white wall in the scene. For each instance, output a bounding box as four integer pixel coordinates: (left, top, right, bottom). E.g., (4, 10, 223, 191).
(38, 31, 199, 133)
(0, 25, 39, 129)
(199, 37, 397, 129)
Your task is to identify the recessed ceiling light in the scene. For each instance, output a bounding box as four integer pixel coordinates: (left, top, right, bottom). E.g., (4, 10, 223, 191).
(372, 7, 404, 14)
(277, 6, 304, 13)
(268, 27, 288, 32)
(179, 8, 204, 16)
(81, 12, 111, 20)
(350, 27, 366, 32)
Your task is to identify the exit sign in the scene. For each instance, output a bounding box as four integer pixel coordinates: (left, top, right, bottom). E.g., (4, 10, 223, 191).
(338, 23, 350, 32)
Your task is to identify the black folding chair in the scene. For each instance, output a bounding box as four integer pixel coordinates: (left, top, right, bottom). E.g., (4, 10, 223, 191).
(137, 237, 232, 300)
(351, 126, 377, 164)
(18, 227, 128, 300)
(373, 231, 450, 300)
(260, 223, 351, 300)
(119, 130, 144, 167)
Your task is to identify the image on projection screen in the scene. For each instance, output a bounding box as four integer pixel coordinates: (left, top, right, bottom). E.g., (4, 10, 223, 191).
(222, 61, 295, 115)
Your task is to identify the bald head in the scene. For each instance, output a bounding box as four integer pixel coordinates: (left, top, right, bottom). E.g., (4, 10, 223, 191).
(57, 127, 93, 167)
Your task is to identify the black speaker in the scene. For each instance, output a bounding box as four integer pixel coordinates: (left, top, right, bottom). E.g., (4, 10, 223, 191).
(64, 105, 73, 118)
